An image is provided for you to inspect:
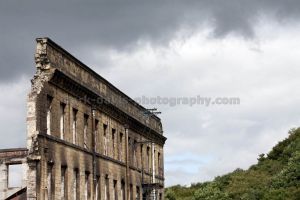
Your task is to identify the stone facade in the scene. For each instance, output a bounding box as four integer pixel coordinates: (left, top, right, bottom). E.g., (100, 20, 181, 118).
(0, 38, 166, 200)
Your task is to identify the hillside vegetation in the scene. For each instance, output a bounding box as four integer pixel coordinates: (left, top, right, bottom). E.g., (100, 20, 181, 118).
(165, 128, 300, 200)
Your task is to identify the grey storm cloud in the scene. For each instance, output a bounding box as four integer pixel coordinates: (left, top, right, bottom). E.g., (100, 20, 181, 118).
(0, 0, 300, 81)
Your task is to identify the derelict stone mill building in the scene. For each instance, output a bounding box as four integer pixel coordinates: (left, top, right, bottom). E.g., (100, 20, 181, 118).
(0, 38, 166, 200)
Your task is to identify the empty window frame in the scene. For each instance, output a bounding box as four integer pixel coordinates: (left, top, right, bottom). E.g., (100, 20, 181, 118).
(105, 175, 109, 200)
(8, 164, 22, 188)
(103, 124, 108, 156)
(84, 114, 89, 149)
(140, 144, 143, 169)
(73, 169, 79, 200)
(61, 167, 66, 200)
(128, 137, 132, 164)
(158, 152, 161, 175)
(95, 176, 100, 200)
(84, 173, 90, 200)
(154, 150, 156, 174)
(112, 128, 116, 158)
(129, 184, 133, 200)
(133, 140, 137, 167)
(46, 95, 53, 135)
(121, 180, 125, 200)
(60, 103, 66, 139)
(72, 108, 78, 144)
(113, 180, 118, 200)
(147, 146, 150, 172)
(47, 164, 53, 200)
(119, 132, 123, 161)
(95, 119, 99, 152)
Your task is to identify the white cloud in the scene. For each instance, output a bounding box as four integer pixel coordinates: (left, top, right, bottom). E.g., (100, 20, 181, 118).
(89, 21, 300, 186)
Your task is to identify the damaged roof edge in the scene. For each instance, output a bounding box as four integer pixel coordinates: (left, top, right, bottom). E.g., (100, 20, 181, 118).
(35, 37, 161, 122)
(0, 148, 27, 153)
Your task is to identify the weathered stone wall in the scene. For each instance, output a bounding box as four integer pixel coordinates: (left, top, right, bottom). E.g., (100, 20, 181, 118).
(25, 38, 166, 200)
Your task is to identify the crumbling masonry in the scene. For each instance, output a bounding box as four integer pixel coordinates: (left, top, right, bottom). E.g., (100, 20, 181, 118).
(0, 38, 166, 200)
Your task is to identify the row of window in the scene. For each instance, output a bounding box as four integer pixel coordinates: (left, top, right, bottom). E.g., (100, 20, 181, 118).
(47, 96, 88, 146)
(47, 164, 141, 200)
(46, 96, 163, 175)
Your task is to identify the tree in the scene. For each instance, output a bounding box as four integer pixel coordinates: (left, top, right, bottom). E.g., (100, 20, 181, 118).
(165, 189, 176, 200)
(192, 183, 230, 200)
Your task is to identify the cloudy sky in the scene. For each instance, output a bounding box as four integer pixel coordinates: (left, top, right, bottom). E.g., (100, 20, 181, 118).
(1, 0, 300, 186)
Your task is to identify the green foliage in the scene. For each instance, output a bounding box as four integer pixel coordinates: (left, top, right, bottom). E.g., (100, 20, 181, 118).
(165, 188, 176, 200)
(257, 153, 266, 162)
(271, 152, 300, 188)
(193, 183, 230, 200)
(165, 127, 300, 200)
(166, 184, 200, 200)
